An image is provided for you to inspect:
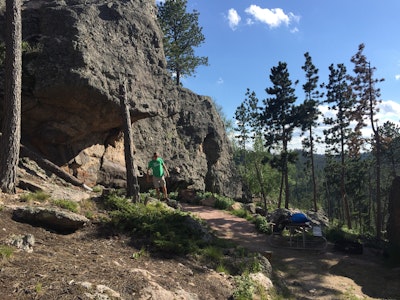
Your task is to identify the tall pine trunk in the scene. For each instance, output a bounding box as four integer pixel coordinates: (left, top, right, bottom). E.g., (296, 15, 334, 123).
(309, 126, 318, 211)
(0, 0, 22, 193)
(283, 138, 290, 209)
(341, 130, 352, 229)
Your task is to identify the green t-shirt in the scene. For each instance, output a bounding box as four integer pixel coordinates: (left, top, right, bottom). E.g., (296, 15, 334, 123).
(148, 157, 164, 177)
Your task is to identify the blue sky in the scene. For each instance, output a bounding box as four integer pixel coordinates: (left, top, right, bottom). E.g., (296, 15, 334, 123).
(157, 1, 400, 150)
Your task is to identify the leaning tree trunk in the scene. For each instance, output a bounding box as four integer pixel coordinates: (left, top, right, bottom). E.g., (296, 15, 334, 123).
(119, 80, 140, 202)
(0, 0, 22, 194)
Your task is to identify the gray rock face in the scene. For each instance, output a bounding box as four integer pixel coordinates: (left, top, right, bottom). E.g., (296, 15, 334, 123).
(0, 0, 242, 199)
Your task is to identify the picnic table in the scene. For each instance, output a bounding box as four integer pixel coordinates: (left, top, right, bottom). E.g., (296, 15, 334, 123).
(269, 221, 327, 251)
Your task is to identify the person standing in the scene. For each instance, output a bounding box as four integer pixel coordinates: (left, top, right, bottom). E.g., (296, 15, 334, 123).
(146, 152, 169, 200)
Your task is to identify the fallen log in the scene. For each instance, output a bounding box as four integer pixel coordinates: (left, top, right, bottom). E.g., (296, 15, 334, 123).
(20, 144, 92, 191)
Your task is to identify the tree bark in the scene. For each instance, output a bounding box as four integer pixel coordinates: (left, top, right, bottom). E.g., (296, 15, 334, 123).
(341, 128, 352, 229)
(119, 80, 140, 202)
(0, 0, 22, 194)
(310, 127, 318, 211)
(254, 161, 268, 214)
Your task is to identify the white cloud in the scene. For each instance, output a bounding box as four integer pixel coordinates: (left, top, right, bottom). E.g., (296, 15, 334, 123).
(395, 74, 400, 80)
(377, 100, 400, 123)
(358, 100, 400, 150)
(244, 5, 298, 28)
(227, 8, 241, 30)
(289, 12, 301, 23)
(246, 18, 254, 26)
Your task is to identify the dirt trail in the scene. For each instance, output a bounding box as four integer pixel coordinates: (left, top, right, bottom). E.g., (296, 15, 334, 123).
(182, 203, 400, 300)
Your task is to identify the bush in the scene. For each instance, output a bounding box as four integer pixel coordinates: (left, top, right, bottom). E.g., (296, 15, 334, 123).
(231, 208, 250, 220)
(233, 273, 255, 300)
(253, 215, 271, 234)
(20, 191, 50, 203)
(103, 193, 209, 255)
(0, 245, 13, 261)
(52, 199, 79, 213)
(214, 195, 235, 210)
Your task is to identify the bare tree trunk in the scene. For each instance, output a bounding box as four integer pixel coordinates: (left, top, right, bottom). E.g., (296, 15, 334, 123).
(119, 80, 140, 202)
(341, 130, 352, 229)
(254, 162, 268, 215)
(310, 127, 318, 211)
(375, 135, 382, 238)
(368, 63, 382, 239)
(283, 140, 290, 209)
(0, 0, 22, 194)
(277, 172, 283, 208)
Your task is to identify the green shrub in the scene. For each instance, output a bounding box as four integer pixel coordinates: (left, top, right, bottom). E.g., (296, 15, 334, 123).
(196, 191, 213, 200)
(79, 198, 96, 210)
(131, 247, 149, 259)
(214, 195, 235, 210)
(201, 245, 224, 262)
(231, 208, 250, 219)
(52, 199, 79, 213)
(0, 245, 13, 260)
(91, 185, 103, 193)
(253, 215, 271, 234)
(216, 263, 229, 274)
(103, 193, 209, 255)
(168, 191, 178, 200)
(20, 191, 50, 203)
(233, 273, 255, 300)
(35, 282, 43, 294)
(85, 211, 94, 219)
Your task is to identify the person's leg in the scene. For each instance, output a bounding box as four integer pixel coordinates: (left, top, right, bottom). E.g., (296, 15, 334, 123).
(153, 177, 161, 199)
(161, 186, 168, 199)
(160, 176, 168, 199)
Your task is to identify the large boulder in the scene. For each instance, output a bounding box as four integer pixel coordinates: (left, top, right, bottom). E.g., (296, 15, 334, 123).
(12, 206, 89, 233)
(0, 0, 242, 199)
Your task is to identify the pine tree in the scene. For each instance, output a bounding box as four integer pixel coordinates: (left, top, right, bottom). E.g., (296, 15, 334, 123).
(262, 61, 297, 209)
(299, 52, 322, 211)
(0, 0, 22, 194)
(349, 43, 384, 238)
(323, 63, 353, 228)
(157, 0, 208, 86)
(379, 121, 400, 178)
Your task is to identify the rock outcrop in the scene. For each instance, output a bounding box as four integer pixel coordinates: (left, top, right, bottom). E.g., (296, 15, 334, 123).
(0, 0, 242, 199)
(12, 206, 89, 233)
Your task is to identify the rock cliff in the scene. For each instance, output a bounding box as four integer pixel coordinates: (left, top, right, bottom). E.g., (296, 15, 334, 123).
(0, 0, 242, 199)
